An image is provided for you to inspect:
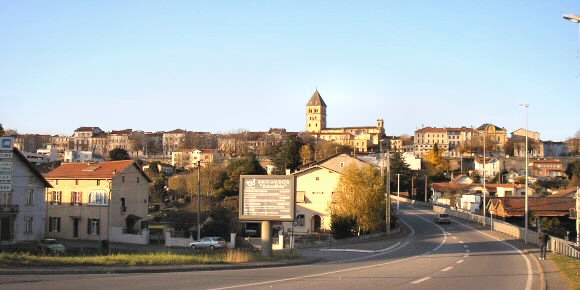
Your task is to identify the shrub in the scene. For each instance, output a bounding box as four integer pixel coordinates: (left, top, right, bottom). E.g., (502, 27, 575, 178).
(331, 215, 356, 239)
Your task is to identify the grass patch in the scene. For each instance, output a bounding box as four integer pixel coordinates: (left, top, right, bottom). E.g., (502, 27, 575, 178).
(0, 250, 301, 267)
(550, 253, 580, 290)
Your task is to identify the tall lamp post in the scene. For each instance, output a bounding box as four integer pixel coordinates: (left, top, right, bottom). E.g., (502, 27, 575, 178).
(520, 104, 529, 245)
(197, 160, 201, 241)
(563, 14, 580, 245)
(396, 173, 401, 215)
(482, 131, 486, 227)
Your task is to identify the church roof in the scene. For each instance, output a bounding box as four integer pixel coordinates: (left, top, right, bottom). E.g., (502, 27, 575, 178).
(306, 89, 327, 107)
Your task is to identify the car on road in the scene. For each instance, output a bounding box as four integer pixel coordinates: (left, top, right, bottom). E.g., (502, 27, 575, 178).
(190, 237, 226, 250)
(434, 213, 451, 224)
(38, 239, 66, 255)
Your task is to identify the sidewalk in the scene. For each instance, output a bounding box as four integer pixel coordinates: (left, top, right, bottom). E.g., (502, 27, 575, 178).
(0, 257, 320, 276)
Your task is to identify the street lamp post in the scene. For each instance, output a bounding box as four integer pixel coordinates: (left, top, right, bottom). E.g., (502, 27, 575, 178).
(482, 131, 486, 227)
(380, 140, 390, 234)
(520, 103, 529, 245)
(563, 14, 580, 245)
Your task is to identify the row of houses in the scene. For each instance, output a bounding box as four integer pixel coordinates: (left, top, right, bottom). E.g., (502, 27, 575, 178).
(411, 125, 577, 158)
(0, 137, 150, 245)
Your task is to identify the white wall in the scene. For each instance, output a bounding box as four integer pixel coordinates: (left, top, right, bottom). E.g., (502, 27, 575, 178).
(109, 227, 149, 245)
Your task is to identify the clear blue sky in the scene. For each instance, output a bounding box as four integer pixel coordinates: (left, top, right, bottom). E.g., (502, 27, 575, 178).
(1, 1, 579, 141)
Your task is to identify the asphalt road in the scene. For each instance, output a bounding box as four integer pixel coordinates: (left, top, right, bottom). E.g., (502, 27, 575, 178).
(0, 205, 541, 290)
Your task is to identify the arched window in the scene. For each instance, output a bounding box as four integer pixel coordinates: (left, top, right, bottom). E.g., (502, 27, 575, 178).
(88, 190, 108, 205)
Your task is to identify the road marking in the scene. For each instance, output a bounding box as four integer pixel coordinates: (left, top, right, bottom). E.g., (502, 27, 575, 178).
(211, 209, 447, 290)
(459, 240, 464, 244)
(464, 254, 469, 257)
(465, 249, 470, 253)
(463, 245, 468, 248)
(451, 218, 533, 290)
(320, 242, 401, 253)
(441, 266, 453, 272)
(411, 277, 431, 284)
(457, 260, 464, 264)
(326, 241, 409, 264)
(452, 237, 457, 240)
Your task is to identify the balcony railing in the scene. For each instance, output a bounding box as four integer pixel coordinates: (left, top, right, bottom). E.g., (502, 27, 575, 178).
(0, 204, 19, 213)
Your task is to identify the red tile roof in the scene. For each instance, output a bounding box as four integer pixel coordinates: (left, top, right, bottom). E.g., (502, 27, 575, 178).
(550, 187, 577, 198)
(490, 197, 574, 217)
(45, 160, 151, 182)
(416, 127, 447, 133)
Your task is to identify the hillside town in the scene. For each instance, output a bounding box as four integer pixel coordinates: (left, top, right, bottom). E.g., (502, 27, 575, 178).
(0, 90, 578, 252)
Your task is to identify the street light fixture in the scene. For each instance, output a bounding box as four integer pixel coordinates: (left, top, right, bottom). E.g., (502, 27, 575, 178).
(519, 103, 529, 245)
(563, 14, 580, 23)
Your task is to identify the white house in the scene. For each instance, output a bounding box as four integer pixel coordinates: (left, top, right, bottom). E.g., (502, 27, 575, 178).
(474, 157, 500, 181)
(283, 154, 370, 234)
(0, 142, 52, 245)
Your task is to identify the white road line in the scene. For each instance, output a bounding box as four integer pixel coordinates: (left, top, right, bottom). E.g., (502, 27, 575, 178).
(463, 254, 469, 257)
(457, 260, 464, 264)
(211, 209, 446, 290)
(326, 241, 409, 264)
(319, 242, 401, 253)
(459, 240, 464, 244)
(411, 277, 431, 284)
(451, 218, 533, 290)
(465, 249, 470, 253)
(463, 245, 468, 248)
(452, 237, 457, 240)
(441, 266, 453, 272)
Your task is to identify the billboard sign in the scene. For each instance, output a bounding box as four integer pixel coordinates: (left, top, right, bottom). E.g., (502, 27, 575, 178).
(239, 175, 295, 221)
(0, 137, 13, 151)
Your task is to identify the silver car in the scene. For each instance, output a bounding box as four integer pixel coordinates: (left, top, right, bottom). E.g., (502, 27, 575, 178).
(434, 213, 451, 224)
(190, 237, 226, 250)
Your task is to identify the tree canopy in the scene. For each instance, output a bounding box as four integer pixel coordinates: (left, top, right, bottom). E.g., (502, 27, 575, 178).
(330, 163, 385, 233)
(271, 135, 304, 174)
(109, 148, 131, 160)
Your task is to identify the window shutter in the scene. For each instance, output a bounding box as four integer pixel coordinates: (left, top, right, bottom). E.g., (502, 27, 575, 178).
(87, 218, 92, 234)
(96, 221, 100, 235)
(79, 192, 83, 206)
(70, 192, 74, 206)
(58, 191, 62, 205)
(48, 218, 53, 232)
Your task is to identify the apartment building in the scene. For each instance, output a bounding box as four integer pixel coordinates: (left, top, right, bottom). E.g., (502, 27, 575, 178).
(44, 160, 151, 244)
(530, 159, 565, 178)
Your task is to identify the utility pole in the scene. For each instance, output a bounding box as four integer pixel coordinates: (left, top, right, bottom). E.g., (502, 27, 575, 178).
(396, 173, 401, 215)
(197, 160, 201, 241)
(386, 149, 391, 233)
(520, 104, 529, 245)
(576, 186, 579, 246)
(424, 174, 428, 203)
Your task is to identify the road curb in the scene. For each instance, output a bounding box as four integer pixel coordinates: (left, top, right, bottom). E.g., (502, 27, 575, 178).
(0, 257, 321, 276)
(524, 249, 547, 290)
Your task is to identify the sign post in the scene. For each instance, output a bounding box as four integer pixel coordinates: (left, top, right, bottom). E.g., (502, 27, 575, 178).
(239, 175, 295, 257)
(0, 137, 13, 193)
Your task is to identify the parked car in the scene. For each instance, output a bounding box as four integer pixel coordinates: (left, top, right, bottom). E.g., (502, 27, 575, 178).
(190, 237, 226, 250)
(38, 239, 66, 255)
(434, 213, 451, 224)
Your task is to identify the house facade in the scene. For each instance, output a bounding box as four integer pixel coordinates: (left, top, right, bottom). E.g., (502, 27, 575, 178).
(0, 143, 51, 244)
(284, 154, 370, 233)
(44, 160, 151, 244)
(530, 159, 564, 178)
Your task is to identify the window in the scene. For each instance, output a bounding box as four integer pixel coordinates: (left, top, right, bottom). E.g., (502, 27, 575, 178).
(75, 179, 79, 185)
(315, 177, 319, 181)
(88, 190, 108, 205)
(296, 191, 305, 203)
(51, 191, 62, 205)
(122, 176, 125, 183)
(88, 218, 100, 235)
(339, 162, 344, 168)
(25, 189, 33, 206)
(71, 191, 82, 206)
(295, 214, 305, 227)
(49, 217, 61, 232)
(97, 180, 100, 186)
(24, 217, 32, 234)
(121, 197, 127, 213)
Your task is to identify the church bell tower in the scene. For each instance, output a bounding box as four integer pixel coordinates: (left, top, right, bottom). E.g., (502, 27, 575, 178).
(306, 89, 327, 133)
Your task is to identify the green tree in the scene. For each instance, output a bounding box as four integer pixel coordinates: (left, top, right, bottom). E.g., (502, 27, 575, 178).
(330, 164, 385, 233)
(272, 135, 304, 174)
(424, 144, 448, 174)
(565, 159, 580, 186)
(149, 175, 167, 203)
(221, 153, 266, 197)
(109, 148, 131, 160)
(0, 124, 4, 137)
(389, 152, 412, 193)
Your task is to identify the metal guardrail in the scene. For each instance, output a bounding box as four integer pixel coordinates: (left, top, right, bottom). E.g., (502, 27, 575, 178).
(550, 236, 580, 259)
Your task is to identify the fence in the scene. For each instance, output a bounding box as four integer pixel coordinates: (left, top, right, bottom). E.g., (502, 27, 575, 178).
(550, 236, 580, 258)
